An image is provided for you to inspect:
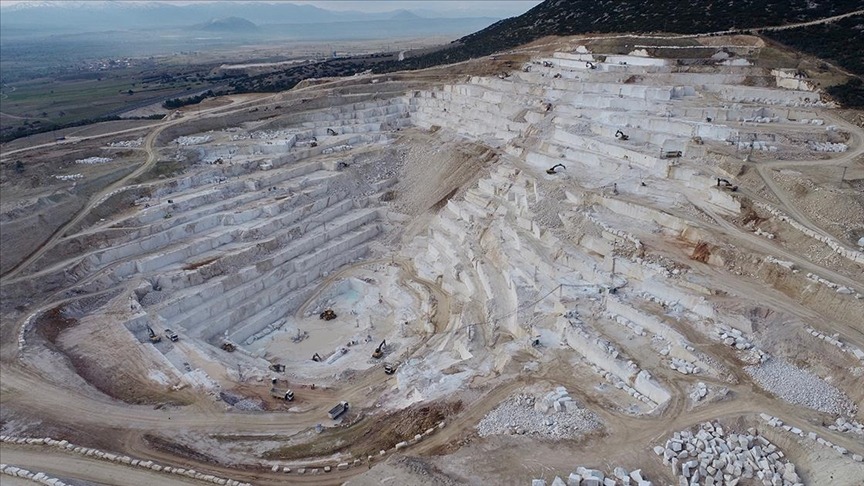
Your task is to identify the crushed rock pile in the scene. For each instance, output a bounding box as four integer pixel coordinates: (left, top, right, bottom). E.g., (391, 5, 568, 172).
(744, 358, 855, 415)
(477, 387, 600, 439)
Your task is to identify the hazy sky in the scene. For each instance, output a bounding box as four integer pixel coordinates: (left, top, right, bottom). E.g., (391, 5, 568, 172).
(0, 1, 545, 17)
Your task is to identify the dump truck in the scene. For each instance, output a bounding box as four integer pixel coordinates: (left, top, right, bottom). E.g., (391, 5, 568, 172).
(661, 150, 682, 159)
(164, 329, 179, 342)
(384, 363, 396, 375)
(328, 401, 349, 419)
(271, 387, 294, 401)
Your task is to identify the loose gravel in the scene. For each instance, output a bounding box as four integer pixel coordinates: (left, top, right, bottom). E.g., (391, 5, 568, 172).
(745, 358, 855, 415)
(476, 391, 601, 439)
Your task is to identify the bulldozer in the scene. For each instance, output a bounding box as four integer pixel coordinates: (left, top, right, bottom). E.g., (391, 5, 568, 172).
(147, 326, 162, 343)
(371, 340, 386, 359)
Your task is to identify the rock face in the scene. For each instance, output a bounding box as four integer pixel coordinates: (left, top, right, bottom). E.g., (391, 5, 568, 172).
(657, 422, 801, 486)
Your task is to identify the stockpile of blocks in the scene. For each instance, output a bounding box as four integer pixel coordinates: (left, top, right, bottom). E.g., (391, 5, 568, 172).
(532, 466, 652, 486)
(655, 421, 802, 486)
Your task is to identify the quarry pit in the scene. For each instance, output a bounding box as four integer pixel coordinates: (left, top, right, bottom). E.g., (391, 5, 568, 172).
(1, 34, 863, 486)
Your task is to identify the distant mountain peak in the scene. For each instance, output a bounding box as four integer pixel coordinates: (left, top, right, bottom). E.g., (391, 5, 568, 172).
(196, 17, 258, 32)
(390, 9, 423, 21)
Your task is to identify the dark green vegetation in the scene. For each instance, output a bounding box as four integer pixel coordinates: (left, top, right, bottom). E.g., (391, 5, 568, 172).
(229, 53, 396, 93)
(163, 90, 218, 109)
(763, 16, 864, 107)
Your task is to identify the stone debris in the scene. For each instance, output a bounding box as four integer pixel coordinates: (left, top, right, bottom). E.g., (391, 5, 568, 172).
(1, 464, 70, 486)
(760, 413, 862, 459)
(757, 202, 864, 266)
(75, 157, 113, 165)
(54, 174, 84, 181)
(108, 138, 143, 147)
(477, 388, 601, 439)
(828, 417, 864, 437)
(689, 382, 708, 402)
(745, 358, 855, 415)
(670, 357, 700, 375)
(0, 435, 250, 486)
(658, 421, 801, 486)
(533, 466, 653, 486)
(322, 144, 353, 154)
(715, 326, 769, 364)
(807, 141, 847, 152)
(174, 135, 213, 145)
(805, 326, 864, 362)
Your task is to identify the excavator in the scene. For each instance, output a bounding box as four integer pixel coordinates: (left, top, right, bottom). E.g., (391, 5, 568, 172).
(147, 326, 162, 343)
(372, 340, 386, 359)
(716, 178, 738, 192)
(546, 163, 565, 175)
(615, 130, 630, 141)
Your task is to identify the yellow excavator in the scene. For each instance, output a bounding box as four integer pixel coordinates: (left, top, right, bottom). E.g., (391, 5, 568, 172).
(371, 340, 386, 359)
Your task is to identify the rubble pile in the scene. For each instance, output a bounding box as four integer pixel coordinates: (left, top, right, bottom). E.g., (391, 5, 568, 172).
(689, 382, 709, 402)
(54, 174, 84, 181)
(75, 156, 113, 164)
(533, 466, 653, 486)
(745, 358, 855, 415)
(670, 357, 700, 375)
(174, 135, 212, 145)
(807, 141, 847, 152)
(477, 388, 600, 439)
(828, 417, 864, 437)
(108, 138, 143, 147)
(656, 422, 802, 486)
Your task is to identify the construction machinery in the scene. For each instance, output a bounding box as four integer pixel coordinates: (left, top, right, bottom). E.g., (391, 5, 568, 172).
(328, 401, 349, 419)
(716, 178, 738, 192)
(270, 387, 294, 401)
(661, 150, 683, 159)
(312, 353, 322, 362)
(384, 362, 396, 375)
(147, 326, 162, 343)
(220, 342, 236, 352)
(327, 128, 338, 136)
(164, 328, 179, 342)
(270, 363, 286, 372)
(546, 163, 566, 174)
(320, 309, 337, 321)
(586, 61, 596, 69)
(372, 340, 386, 359)
(615, 130, 630, 141)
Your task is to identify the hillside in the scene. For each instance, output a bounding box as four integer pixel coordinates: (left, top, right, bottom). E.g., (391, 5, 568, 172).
(372, 0, 864, 74)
